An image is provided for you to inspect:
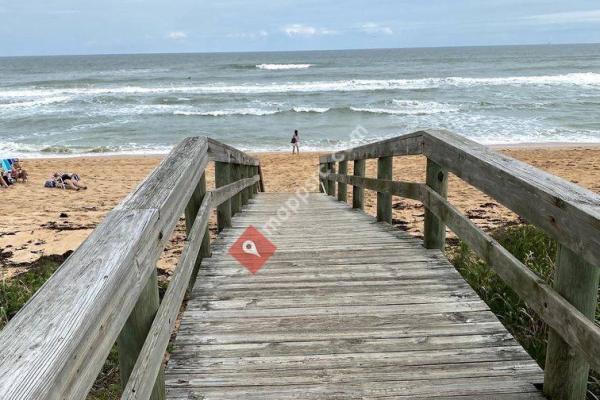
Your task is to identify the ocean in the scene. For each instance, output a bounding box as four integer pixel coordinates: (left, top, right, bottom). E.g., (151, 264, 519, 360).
(1, 44, 600, 157)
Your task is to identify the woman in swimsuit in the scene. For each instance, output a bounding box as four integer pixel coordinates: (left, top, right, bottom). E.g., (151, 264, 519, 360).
(53, 172, 87, 190)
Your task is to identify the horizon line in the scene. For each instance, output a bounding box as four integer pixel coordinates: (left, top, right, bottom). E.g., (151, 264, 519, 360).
(2, 41, 599, 59)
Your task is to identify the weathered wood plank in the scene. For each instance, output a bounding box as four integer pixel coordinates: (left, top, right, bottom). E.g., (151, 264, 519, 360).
(353, 158, 365, 209)
(337, 160, 347, 202)
(207, 138, 259, 166)
(423, 158, 448, 249)
(0, 137, 209, 400)
(377, 156, 393, 223)
(419, 184, 600, 372)
(165, 193, 544, 399)
(319, 172, 421, 201)
(423, 128, 600, 267)
(215, 161, 231, 232)
(184, 171, 210, 287)
(121, 193, 212, 400)
(117, 268, 165, 400)
(543, 244, 600, 400)
(326, 162, 336, 196)
(319, 131, 424, 163)
(211, 175, 260, 208)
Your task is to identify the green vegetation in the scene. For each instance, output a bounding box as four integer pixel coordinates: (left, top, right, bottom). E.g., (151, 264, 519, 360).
(449, 224, 599, 399)
(0, 256, 121, 400)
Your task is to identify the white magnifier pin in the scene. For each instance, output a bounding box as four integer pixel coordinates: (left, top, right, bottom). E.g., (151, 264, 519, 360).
(242, 240, 261, 257)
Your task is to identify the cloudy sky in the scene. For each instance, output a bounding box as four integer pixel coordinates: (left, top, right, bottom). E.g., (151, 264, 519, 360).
(1, 0, 600, 56)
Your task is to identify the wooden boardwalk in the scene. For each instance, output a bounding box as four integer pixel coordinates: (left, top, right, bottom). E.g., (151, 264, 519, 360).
(165, 193, 544, 399)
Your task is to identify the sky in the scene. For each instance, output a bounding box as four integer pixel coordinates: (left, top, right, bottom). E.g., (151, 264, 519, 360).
(1, 0, 600, 56)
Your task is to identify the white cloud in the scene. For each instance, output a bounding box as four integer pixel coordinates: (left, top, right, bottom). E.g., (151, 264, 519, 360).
(523, 9, 600, 24)
(167, 31, 187, 40)
(282, 24, 338, 37)
(360, 22, 393, 35)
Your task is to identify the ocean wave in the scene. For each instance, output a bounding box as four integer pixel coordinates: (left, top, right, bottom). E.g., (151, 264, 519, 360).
(351, 100, 458, 115)
(291, 106, 330, 113)
(0, 95, 71, 110)
(174, 108, 281, 116)
(256, 64, 313, 70)
(2, 73, 600, 99)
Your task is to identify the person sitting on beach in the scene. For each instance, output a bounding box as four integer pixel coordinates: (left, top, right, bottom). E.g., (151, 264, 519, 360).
(52, 172, 88, 190)
(0, 168, 9, 188)
(11, 159, 28, 182)
(291, 129, 300, 155)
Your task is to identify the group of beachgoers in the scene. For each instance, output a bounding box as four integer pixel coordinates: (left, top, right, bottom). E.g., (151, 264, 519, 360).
(1, 158, 87, 190)
(1, 159, 28, 188)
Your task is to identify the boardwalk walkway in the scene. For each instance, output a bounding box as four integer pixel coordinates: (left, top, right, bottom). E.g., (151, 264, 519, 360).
(165, 193, 544, 399)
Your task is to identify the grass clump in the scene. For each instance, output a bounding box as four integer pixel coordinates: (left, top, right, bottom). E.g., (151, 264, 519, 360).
(449, 224, 599, 398)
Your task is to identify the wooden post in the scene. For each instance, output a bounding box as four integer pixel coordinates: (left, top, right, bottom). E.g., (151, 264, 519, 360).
(337, 160, 347, 202)
(215, 161, 231, 231)
(230, 164, 242, 216)
(544, 245, 600, 400)
(184, 171, 211, 287)
(257, 164, 265, 192)
(246, 165, 255, 200)
(423, 158, 448, 249)
(252, 166, 259, 195)
(117, 269, 165, 400)
(353, 159, 365, 209)
(326, 162, 336, 196)
(376, 156, 392, 223)
(319, 163, 327, 193)
(241, 164, 249, 205)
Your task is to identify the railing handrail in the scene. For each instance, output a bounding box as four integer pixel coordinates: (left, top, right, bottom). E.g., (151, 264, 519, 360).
(319, 129, 600, 400)
(0, 137, 263, 400)
(320, 129, 600, 266)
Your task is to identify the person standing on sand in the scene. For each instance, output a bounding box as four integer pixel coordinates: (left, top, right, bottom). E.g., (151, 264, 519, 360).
(291, 129, 300, 155)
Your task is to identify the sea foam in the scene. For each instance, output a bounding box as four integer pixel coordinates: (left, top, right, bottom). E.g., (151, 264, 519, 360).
(256, 64, 313, 70)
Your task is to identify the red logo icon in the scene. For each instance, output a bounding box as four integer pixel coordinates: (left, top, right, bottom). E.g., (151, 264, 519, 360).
(228, 225, 276, 274)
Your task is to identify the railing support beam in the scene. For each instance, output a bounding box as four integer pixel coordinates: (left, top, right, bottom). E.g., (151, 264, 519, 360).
(353, 159, 365, 209)
(423, 158, 448, 249)
(544, 245, 600, 400)
(319, 163, 327, 193)
(230, 164, 242, 216)
(241, 164, 249, 205)
(215, 161, 232, 231)
(337, 160, 348, 202)
(376, 156, 393, 223)
(326, 162, 336, 196)
(184, 171, 211, 288)
(117, 269, 165, 400)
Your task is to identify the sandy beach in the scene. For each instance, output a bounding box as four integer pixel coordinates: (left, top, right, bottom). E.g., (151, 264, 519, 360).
(2, 145, 600, 279)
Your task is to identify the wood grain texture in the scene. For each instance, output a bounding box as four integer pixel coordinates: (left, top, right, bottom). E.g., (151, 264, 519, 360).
(422, 128, 600, 267)
(419, 184, 600, 373)
(215, 161, 232, 232)
(326, 162, 336, 196)
(544, 245, 600, 400)
(0, 137, 209, 400)
(207, 138, 259, 166)
(352, 159, 365, 209)
(319, 131, 423, 163)
(424, 158, 448, 249)
(337, 160, 348, 202)
(211, 175, 260, 209)
(377, 156, 393, 223)
(164, 193, 543, 399)
(122, 193, 212, 400)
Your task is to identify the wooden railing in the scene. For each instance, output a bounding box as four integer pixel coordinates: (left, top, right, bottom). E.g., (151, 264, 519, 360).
(0, 137, 263, 400)
(319, 129, 600, 400)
